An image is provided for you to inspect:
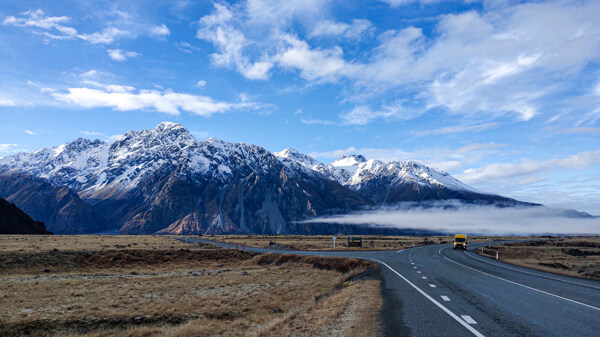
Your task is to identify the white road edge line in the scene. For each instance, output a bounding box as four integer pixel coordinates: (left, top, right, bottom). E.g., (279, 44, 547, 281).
(462, 315, 477, 324)
(369, 259, 485, 337)
(397, 250, 404, 253)
(464, 251, 600, 290)
(442, 255, 600, 312)
(441, 295, 451, 301)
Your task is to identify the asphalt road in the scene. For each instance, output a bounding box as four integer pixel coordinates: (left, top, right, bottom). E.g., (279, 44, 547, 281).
(184, 238, 600, 337)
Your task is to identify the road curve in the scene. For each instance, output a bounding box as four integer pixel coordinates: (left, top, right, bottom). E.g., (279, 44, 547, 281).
(184, 238, 600, 337)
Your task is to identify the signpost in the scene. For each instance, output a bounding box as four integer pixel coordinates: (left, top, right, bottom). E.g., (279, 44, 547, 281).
(348, 237, 362, 248)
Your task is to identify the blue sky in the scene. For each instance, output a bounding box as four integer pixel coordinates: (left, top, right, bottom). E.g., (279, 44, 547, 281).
(1, 0, 599, 214)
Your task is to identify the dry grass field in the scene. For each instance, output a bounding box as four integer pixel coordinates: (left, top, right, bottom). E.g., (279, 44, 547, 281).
(210, 234, 534, 251)
(477, 236, 600, 280)
(0, 235, 381, 337)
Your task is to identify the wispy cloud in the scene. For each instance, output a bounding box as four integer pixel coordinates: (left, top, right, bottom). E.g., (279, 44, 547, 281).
(299, 117, 337, 125)
(458, 149, 600, 184)
(80, 130, 104, 136)
(196, 80, 206, 87)
(0, 144, 25, 154)
(195, 0, 600, 124)
(309, 142, 505, 173)
(556, 127, 600, 135)
(3, 9, 130, 44)
(175, 41, 199, 54)
(0, 99, 16, 106)
(51, 83, 260, 117)
(22, 129, 37, 135)
(107, 49, 140, 61)
(309, 19, 373, 40)
(412, 123, 498, 137)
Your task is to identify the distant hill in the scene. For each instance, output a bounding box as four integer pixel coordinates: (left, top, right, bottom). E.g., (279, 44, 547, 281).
(0, 197, 51, 234)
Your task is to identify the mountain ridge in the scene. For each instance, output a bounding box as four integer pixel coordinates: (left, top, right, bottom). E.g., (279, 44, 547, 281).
(0, 122, 544, 234)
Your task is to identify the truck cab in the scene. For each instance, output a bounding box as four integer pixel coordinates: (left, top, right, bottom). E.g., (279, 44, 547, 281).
(453, 234, 467, 250)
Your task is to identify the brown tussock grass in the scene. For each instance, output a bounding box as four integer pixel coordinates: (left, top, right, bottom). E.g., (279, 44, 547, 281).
(477, 236, 600, 280)
(0, 235, 382, 337)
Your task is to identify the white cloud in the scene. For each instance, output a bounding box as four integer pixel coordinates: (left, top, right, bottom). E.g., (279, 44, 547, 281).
(0, 99, 16, 106)
(80, 131, 104, 136)
(196, 3, 273, 80)
(340, 99, 424, 125)
(3, 9, 130, 44)
(0, 144, 24, 154)
(196, 80, 206, 87)
(51, 84, 258, 117)
(23, 129, 37, 135)
(459, 149, 600, 184)
(78, 27, 129, 44)
(175, 41, 199, 54)
(150, 24, 170, 38)
(107, 49, 140, 61)
(299, 117, 337, 125)
(304, 203, 600, 235)
(379, 0, 448, 7)
(309, 19, 373, 40)
(309, 142, 505, 173)
(274, 34, 357, 83)
(196, 1, 600, 124)
(412, 122, 498, 137)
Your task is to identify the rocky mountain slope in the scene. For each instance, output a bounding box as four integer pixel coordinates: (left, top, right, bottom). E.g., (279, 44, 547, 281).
(0, 197, 51, 234)
(0, 123, 371, 234)
(0, 122, 530, 235)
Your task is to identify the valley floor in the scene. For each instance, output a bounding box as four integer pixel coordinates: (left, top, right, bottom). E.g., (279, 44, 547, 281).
(477, 236, 600, 280)
(0, 235, 380, 337)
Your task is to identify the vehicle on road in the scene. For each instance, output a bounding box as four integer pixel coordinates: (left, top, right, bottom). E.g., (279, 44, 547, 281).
(453, 234, 467, 250)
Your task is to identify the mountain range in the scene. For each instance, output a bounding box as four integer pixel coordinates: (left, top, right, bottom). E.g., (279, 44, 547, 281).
(0, 122, 538, 235)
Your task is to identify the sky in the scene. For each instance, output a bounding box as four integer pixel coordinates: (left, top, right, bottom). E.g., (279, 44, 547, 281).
(0, 0, 599, 214)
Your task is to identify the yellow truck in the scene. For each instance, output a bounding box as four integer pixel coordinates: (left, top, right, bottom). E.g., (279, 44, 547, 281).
(453, 234, 467, 250)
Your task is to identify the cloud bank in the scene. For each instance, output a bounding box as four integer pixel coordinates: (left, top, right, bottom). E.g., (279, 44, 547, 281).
(303, 203, 600, 235)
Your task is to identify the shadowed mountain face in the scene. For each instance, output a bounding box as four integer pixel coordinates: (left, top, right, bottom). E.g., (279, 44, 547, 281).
(0, 197, 51, 234)
(0, 122, 534, 235)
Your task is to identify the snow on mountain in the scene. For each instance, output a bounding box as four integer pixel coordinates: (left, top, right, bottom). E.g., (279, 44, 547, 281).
(0, 122, 508, 235)
(273, 148, 333, 177)
(0, 121, 481, 201)
(343, 159, 481, 194)
(278, 150, 481, 195)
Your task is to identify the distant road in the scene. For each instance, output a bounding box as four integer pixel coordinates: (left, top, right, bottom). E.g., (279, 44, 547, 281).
(184, 238, 600, 337)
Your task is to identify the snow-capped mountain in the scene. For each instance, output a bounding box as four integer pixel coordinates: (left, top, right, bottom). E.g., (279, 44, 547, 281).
(274, 149, 513, 205)
(0, 122, 371, 234)
(0, 122, 531, 235)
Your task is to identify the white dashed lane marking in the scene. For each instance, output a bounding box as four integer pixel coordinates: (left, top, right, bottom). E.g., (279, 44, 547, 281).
(422, 276, 427, 279)
(417, 271, 422, 274)
(429, 284, 437, 288)
(462, 315, 477, 324)
(368, 259, 486, 337)
(441, 296, 451, 301)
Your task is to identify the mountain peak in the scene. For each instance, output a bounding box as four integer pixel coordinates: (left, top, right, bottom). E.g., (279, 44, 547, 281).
(154, 121, 184, 131)
(331, 154, 367, 167)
